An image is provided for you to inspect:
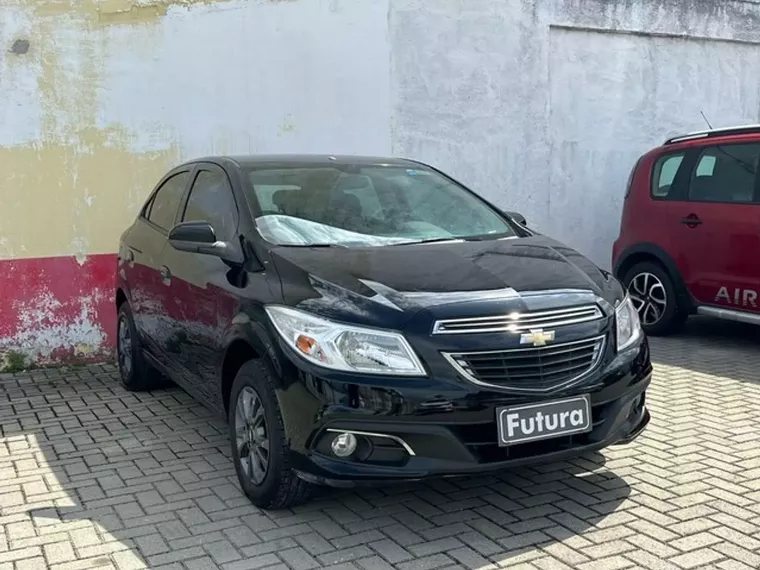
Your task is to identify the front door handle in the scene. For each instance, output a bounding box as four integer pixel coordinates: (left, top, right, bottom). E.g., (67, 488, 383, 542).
(680, 214, 702, 228)
(160, 265, 171, 285)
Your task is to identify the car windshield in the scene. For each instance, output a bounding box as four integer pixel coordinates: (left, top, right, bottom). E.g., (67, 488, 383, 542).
(244, 163, 517, 247)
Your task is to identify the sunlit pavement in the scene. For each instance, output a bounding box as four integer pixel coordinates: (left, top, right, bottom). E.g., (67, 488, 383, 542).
(3, 317, 760, 570)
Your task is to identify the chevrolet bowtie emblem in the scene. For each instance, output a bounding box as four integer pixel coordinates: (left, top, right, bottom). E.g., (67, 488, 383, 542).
(520, 329, 555, 347)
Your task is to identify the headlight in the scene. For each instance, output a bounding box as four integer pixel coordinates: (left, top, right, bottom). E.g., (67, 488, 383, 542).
(265, 306, 426, 376)
(615, 295, 643, 352)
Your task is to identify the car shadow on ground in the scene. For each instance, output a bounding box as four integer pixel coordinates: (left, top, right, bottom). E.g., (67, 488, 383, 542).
(648, 316, 760, 382)
(0, 364, 631, 569)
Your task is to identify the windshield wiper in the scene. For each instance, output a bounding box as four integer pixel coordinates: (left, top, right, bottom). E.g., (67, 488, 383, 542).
(390, 233, 511, 246)
(281, 243, 347, 248)
(389, 237, 465, 246)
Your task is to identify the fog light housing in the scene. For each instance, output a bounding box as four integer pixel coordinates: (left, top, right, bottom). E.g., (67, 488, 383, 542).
(331, 432, 357, 458)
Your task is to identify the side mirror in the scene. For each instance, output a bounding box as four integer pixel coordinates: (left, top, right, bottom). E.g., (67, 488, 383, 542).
(506, 211, 527, 226)
(169, 221, 244, 264)
(169, 221, 216, 244)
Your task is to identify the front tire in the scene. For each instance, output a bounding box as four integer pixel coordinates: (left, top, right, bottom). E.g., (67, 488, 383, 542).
(622, 261, 686, 336)
(229, 360, 312, 510)
(116, 303, 163, 391)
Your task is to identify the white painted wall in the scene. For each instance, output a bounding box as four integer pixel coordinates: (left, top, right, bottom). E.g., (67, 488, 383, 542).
(97, 0, 393, 159)
(391, 0, 760, 268)
(7, 0, 760, 268)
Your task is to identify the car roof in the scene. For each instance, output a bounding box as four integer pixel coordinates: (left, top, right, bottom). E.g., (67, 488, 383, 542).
(663, 124, 760, 145)
(182, 154, 423, 169)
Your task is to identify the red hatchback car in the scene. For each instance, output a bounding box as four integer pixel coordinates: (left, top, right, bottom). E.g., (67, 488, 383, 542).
(613, 124, 760, 335)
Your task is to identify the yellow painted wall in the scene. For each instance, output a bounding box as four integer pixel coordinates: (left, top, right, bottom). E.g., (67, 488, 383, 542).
(0, 0, 239, 262)
(0, 0, 387, 363)
(0, 0, 392, 264)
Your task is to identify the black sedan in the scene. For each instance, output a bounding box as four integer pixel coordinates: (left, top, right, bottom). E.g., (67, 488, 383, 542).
(115, 154, 651, 509)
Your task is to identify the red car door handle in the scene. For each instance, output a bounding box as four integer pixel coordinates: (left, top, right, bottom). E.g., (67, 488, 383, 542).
(680, 215, 702, 227)
(160, 266, 171, 284)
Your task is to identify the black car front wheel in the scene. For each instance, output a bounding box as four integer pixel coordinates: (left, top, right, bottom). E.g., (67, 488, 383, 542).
(623, 261, 686, 336)
(229, 360, 312, 509)
(116, 303, 163, 391)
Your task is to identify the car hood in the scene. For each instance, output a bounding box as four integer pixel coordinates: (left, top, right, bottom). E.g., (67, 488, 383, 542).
(270, 235, 624, 329)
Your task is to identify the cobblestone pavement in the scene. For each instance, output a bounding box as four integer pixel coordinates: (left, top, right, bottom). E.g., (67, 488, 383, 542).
(3, 318, 760, 570)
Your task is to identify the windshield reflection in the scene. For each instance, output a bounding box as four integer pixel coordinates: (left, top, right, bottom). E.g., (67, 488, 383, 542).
(246, 164, 515, 247)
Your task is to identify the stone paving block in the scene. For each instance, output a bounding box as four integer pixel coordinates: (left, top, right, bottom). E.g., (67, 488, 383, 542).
(43, 542, 77, 566)
(3, 329, 760, 569)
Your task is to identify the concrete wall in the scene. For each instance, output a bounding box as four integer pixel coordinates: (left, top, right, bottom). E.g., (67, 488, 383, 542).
(2, 0, 760, 365)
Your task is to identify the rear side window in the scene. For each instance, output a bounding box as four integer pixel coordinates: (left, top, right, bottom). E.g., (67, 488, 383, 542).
(146, 172, 190, 231)
(182, 169, 239, 242)
(688, 143, 760, 203)
(651, 153, 685, 198)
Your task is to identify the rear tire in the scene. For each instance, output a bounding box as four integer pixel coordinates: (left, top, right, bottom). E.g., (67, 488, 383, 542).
(622, 261, 686, 336)
(229, 360, 313, 510)
(116, 303, 163, 391)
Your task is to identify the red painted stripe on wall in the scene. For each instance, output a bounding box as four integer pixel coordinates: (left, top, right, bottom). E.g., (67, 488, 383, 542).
(0, 254, 117, 364)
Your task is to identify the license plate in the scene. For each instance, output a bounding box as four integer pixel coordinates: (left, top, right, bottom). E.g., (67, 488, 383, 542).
(496, 395, 592, 446)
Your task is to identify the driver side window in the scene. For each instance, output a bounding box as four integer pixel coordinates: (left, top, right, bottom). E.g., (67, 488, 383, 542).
(182, 169, 239, 242)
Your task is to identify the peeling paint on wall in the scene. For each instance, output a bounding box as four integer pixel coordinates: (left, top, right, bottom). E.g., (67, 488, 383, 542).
(0, 254, 115, 364)
(5, 0, 760, 368)
(0, 137, 177, 259)
(280, 115, 296, 135)
(17, 0, 240, 23)
(0, 0, 391, 365)
(10, 292, 107, 359)
(95, 0, 237, 25)
(0, 4, 181, 261)
(10, 38, 30, 54)
(4, 0, 760, 366)
(0, 138, 177, 260)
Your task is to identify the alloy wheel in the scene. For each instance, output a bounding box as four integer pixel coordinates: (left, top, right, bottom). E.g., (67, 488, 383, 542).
(627, 272, 668, 326)
(117, 316, 133, 378)
(235, 386, 270, 485)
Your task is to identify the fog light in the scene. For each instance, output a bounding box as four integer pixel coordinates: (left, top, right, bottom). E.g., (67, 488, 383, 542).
(331, 432, 357, 458)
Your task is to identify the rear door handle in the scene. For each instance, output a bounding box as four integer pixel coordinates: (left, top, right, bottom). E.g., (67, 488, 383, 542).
(680, 214, 702, 227)
(160, 265, 171, 285)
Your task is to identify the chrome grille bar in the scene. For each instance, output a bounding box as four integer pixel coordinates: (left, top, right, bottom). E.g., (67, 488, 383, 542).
(432, 305, 603, 335)
(443, 336, 605, 393)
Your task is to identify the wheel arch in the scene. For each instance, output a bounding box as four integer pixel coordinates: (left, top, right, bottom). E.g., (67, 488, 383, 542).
(613, 243, 694, 312)
(221, 339, 261, 415)
(220, 317, 284, 416)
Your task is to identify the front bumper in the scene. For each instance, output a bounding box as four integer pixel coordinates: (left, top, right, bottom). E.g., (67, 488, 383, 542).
(275, 337, 652, 487)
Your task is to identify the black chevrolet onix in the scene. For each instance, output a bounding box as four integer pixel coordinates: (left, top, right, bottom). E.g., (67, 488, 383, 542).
(116, 155, 651, 509)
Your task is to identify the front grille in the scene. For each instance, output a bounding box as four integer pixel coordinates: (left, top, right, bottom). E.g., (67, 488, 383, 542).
(432, 304, 603, 335)
(443, 336, 605, 392)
